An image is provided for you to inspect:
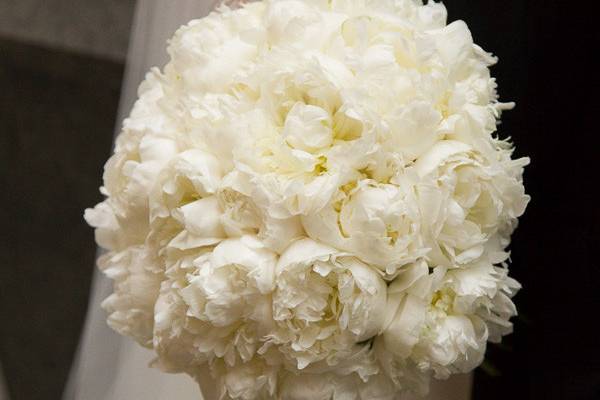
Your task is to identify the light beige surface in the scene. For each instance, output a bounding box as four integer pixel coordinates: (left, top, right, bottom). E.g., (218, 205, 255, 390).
(0, 0, 135, 60)
(405, 374, 472, 400)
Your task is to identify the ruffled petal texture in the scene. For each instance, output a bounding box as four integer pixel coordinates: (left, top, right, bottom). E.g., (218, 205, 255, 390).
(85, 0, 529, 398)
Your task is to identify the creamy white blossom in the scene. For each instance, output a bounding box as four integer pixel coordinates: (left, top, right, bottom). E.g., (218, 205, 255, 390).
(302, 178, 426, 274)
(268, 238, 386, 370)
(413, 140, 529, 268)
(380, 259, 520, 387)
(86, 0, 529, 398)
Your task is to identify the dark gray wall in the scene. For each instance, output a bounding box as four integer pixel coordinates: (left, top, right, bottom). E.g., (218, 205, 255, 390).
(0, 0, 136, 61)
(0, 1, 135, 399)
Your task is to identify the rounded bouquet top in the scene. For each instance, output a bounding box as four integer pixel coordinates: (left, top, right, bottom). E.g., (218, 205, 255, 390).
(86, 0, 530, 398)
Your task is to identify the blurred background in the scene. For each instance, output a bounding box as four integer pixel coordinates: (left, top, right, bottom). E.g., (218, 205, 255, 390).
(0, 1, 598, 400)
(0, 1, 135, 399)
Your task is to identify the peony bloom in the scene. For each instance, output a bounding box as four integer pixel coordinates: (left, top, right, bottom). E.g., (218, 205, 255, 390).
(413, 140, 529, 268)
(96, 246, 163, 347)
(302, 179, 426, 275)
(217, 170, 305, 253)
(268, 238, 387, 370)
(167, 236, 277, 365)
(380, 259, 520, 388)
(278, 369, 397, 400)
(85, 0, 529, 398)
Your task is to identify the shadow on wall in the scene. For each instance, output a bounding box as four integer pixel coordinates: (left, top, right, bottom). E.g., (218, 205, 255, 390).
(0, 38, 124, 400)
(1, 363, 9, 400)
(0, 0, 136, 61)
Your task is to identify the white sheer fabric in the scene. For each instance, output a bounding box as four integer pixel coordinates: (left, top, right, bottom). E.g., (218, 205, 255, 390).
(63, 2, 216, 399)
(64, 1, 472, 399)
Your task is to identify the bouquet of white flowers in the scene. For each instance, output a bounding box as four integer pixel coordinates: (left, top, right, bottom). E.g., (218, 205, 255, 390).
(86, 0, 529, 398)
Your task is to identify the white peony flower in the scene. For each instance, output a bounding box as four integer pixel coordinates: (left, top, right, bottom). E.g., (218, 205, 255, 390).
(268, 238, 387, 370)
(217, 170, 305, 253)
(302, 178, 427, 275)
(210, 357, 279, 400)
(86, 0, 529, 398)
(279, 369, 397, 400)
(179, 236, 277, 364)
(414, 140, 529, 267)
(380, 259, 520, 384)
(96, 246, 163, 347)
